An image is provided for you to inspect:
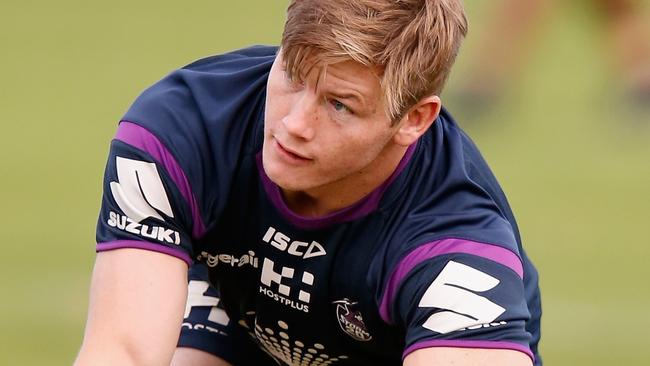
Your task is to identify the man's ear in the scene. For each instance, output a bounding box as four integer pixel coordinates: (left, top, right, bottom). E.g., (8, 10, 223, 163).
(393, 95, 441, 146)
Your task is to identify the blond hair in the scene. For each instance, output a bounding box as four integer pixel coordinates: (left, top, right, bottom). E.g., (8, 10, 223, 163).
(281, 0, 468, 122)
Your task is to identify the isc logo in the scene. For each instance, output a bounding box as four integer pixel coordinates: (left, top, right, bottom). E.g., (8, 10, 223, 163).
(261, 227, 326, 259)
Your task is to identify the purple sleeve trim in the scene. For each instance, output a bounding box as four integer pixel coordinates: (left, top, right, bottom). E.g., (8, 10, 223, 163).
(97, 240, 192, 266)
(379, 238, 524, 324)
(403, 340, 534, 363)
(115, 121, 206, 239)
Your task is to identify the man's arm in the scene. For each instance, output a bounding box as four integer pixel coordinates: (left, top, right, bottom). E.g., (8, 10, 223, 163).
(380, 239, 539, 365)
(75, 248, 188, 366)
(171, 347, 232, 366)
(403, 347, 533, 366)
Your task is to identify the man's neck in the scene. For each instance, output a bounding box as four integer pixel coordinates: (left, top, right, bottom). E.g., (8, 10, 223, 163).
(281, 143, 409, 217)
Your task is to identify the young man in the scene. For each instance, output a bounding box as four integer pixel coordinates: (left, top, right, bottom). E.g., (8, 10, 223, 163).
(75, 1, 542, 365)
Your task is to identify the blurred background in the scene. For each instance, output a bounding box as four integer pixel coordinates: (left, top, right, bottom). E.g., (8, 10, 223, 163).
(1, 0, 649, 364)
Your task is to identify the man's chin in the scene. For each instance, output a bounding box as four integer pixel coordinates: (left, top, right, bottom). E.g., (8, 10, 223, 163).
(266, 171, 310, 192)
(263, 155, 304, 189)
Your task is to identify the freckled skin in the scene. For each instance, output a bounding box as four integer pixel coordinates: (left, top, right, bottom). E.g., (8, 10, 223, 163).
(262, 54, 407, 215)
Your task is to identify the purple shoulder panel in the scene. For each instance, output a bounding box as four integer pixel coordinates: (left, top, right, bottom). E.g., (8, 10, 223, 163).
(115, 121, 206, 239)
(378, 238, 524, 324)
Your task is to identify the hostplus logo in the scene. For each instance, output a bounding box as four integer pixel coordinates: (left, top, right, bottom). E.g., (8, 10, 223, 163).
(108, 157, 181, 245)
(259, 258, 314, 313)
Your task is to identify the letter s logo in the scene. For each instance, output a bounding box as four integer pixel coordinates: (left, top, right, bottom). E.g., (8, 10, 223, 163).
(418, 261, 506, 334)
(110, 157, 174, 223)
(185, 280, 230, 326)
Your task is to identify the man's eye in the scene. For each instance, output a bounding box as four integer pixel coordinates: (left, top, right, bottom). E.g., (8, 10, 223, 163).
(331, 99, 351, 114)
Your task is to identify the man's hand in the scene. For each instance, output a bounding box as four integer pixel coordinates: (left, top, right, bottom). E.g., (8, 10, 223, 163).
(75, 248, 188, 366)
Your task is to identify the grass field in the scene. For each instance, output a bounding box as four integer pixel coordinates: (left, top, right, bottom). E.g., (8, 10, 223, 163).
(1, 1, 649, 364)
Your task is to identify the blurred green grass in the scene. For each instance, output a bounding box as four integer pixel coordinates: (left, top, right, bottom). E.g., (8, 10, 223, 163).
(1, 1, 648, 365)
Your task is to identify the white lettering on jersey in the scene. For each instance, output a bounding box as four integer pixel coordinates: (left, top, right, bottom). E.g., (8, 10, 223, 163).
(107, 211, 181, 245)
(262, 226, 326, 259)
(418, 261, 506, 334)
(110, 157, 174, 223)
(261, 258, 295, 296)
(259, 258, 314, 312)
(185, 280, 230, 326)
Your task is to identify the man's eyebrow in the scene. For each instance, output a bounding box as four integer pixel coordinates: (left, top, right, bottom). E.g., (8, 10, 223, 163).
(328, 90, 368, 106)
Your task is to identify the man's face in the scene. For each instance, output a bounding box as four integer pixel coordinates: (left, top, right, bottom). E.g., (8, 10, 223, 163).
(262, 53, 400, 194)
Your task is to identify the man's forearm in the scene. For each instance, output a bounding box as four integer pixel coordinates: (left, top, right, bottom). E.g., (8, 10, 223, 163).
(75, 343, 154, 366)
(171, 347, 233, 366)
(76, 249, 188, 366)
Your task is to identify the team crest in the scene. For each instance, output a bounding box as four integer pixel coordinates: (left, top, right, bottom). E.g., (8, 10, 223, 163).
(333, 299, 372, 342)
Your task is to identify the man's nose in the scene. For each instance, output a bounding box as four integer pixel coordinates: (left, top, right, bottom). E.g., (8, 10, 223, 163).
(281, 92, 317, 141)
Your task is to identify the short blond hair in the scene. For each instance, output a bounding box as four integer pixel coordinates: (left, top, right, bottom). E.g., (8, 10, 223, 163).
(281, 0, 468, 122)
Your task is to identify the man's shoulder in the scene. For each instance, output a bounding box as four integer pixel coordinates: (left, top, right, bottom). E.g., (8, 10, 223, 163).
(123, 45, 276, 133)
(118, 45, 276, 166)
(104, 46, 277, 236)
(182, 45, 279, 71)
(437, 108, 524, 245)
(368, 109, 524, 283)
(393, 109, 517, 238)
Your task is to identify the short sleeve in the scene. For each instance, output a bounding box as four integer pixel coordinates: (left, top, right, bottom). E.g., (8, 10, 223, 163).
(94, 47, 273, 265)
(95, 122, 206, 265)
(379, 238, 535, 363)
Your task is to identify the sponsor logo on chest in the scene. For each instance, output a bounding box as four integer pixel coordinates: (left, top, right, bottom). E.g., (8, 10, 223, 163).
(256, 227, 327, 313)
(259, 258, 314, 313)
(262, 226, 326, 259)
(197, 250, 259, 269)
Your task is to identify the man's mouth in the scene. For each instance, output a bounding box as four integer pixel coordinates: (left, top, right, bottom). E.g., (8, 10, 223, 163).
(274, 139, 312, 162)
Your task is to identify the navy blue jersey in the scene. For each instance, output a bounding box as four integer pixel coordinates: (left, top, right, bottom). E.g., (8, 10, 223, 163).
(96, 46, 542, 366)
